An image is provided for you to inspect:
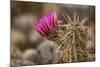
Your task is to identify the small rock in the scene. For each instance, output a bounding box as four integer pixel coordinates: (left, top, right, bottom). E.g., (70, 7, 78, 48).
(37, 40, 58, 64)
(11, 29, 26, 45)
(28, 30, 44, 46)
(22, 49, 40, 64)
(13, 14, 37, 31)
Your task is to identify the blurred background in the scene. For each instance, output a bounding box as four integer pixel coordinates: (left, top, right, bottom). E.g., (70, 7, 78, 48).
(11, 0, 95, 66)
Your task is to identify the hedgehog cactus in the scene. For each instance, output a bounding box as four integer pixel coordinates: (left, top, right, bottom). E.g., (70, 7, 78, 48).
(57, 13, 89, 62)
(35, 12, 89, 63)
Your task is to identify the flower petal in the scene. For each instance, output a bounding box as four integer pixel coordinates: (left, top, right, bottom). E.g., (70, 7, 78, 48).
(52, 12, 58, 27)
(36, 24, 46, 36)
(42, 16, 51, 33)
(38, 21, 49, 36)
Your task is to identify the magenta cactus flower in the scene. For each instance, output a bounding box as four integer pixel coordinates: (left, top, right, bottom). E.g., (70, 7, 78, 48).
(35, 12, 58, 36)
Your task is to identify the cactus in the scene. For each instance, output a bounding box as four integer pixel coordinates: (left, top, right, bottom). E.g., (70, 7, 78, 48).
(35, 12, 89, 63)
(56, 13, 89, 62)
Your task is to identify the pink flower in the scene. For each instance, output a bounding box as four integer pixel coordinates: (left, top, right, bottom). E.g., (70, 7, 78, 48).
(35, 12, 58, 36)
